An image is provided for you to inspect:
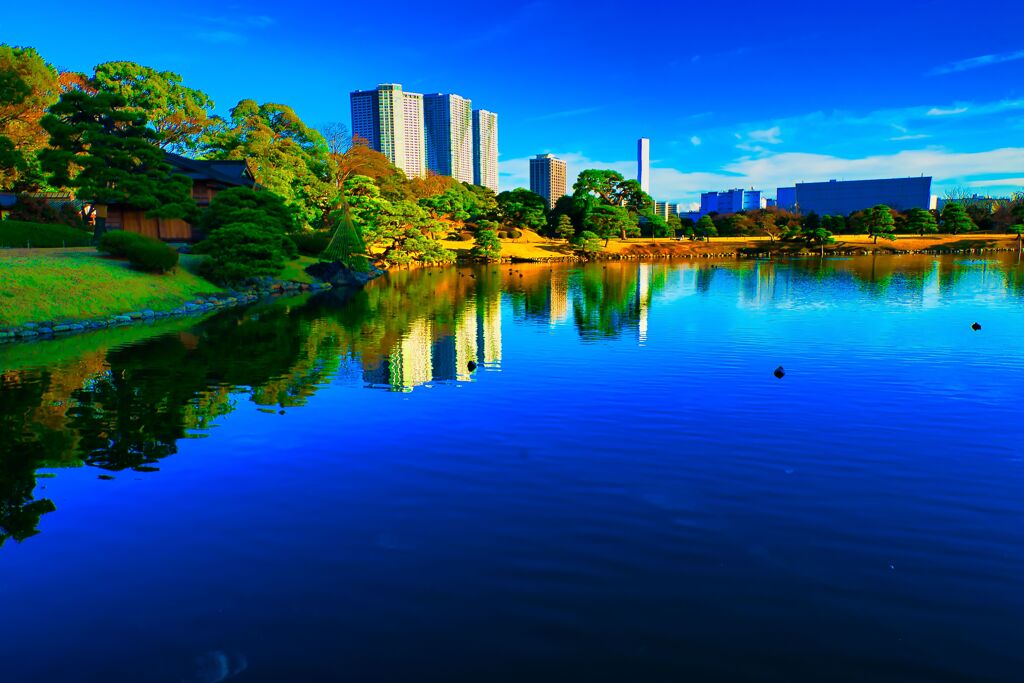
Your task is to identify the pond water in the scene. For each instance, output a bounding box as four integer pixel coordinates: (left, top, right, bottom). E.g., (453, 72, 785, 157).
(2, 255, 1023, 682)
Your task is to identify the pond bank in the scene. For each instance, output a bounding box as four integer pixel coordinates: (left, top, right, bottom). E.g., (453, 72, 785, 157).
(1, 278, 331, 345)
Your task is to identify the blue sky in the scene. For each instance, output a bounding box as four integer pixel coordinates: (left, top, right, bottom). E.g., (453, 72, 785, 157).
(5, 0, 1024, 205)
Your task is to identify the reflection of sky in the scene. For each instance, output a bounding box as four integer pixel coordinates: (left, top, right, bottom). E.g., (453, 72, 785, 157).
(4, 255, 1024, 681)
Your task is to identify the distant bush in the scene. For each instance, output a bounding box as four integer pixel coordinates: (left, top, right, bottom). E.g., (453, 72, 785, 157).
(291, 231, 331, 256)
(98, 230, 178, 272)
(458, 230, 474, 241)
(0, 220, 91, 248)
(496, 231, 508, 239)
(197, 222, 289, 284)
(8, 196, 84, 227)
(506, 228, 523, 239)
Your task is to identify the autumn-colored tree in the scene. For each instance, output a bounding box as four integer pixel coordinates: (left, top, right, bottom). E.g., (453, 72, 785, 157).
(92, 61, 219, 154)
(0, 45, 59, 190)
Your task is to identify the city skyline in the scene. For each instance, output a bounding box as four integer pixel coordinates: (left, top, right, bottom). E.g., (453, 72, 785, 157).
(7, 0, 1022, 204)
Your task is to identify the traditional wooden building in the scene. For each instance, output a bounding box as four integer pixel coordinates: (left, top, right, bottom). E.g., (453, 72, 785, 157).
(104, 154, 256, 241)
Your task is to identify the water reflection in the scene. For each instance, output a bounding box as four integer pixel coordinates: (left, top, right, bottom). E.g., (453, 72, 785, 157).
(1, 253, 1023, 546)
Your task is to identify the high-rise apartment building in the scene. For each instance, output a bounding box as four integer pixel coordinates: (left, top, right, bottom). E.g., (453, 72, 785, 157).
(654, 202, 680, 220)
(350, 84, 426, 178)
(637, 138, 651, 194)
(529, 154, 567, 209)
(424, 94, 474, 183)
(472, 109, 499, 192)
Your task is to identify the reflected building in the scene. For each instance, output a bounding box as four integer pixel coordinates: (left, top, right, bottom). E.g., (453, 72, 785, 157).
(549, 270, 570, 325)
(637, 264, 651, 343)
(477, 292, 503, 365)
(362, 292, 502, 391)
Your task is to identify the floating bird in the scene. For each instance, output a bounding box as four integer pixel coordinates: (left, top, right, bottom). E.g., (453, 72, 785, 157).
(470, 274, 476, 279)
(971, 322, 982, 331)
(774, 366, 785, 379)
(467, 360, 478, 372)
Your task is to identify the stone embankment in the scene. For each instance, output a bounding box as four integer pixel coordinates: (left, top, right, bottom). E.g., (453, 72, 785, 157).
(0, 278, 331, 344)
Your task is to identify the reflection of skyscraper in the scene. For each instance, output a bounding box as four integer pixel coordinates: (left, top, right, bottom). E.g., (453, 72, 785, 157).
(549, 270, 569, 325)
(477, 292, 502, 366)
(456, 304, 479, 380)
(363, 317, 434, 390)
(637, 263, 651, 343)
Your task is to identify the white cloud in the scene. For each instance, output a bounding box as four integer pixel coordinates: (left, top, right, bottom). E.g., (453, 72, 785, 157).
(930, 49, 1024, 76)
(965, 177, 1024, 189)
(747, 126, 782, 144)
(889, 134, 931, 141)
(690, 136, 702, 146)
(927, 106, 968, 116)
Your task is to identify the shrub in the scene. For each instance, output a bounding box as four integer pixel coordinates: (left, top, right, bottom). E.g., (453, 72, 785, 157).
(496, 231, 508, 239)
(458, 230, 474, 241)
(291, 231, 331, 256)
(125, 238, 179, 273)
(0, 220, 91, 248)
(98, 230, 146, 257)
(197, 222, 289, 284)
(9, 196, 85, 227)
(200, 187, 298, 234)
(506, 228, 523, 239)
(99, 230, 178, 272)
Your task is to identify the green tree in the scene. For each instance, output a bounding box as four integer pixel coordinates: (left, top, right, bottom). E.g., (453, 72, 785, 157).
(471, 228, 501, 261)
(204, 99, 331, 227)
(666, 213, 682, 239)
(39, 90, 196, 228)
(556, 214, 575, 241)
(91, 61, 218, 154)
(199, 222, 291, 283)
(1009, 223, 1023, 254)
(586, 204, 635, 245)
(906, 208, 938, 236)
(200, 186, 297, 234)
(803, 225, 835, 257)
(866, 205, 896, 244)
(940, 201, 976, 235)
(496, 188, 547, 231)
(322, 201, 369, 272)
(573, 230, 603, 256)
(572, 169, 624, 205)
(694, 215, 718, 241)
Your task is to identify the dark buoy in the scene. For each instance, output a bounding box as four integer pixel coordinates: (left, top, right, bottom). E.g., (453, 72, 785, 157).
(774, 366, 785, 379)
(971, 322, 981, 331)
(467, 360, 478, 372)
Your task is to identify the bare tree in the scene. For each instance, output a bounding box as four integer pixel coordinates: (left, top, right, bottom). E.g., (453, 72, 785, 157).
(318, 122, 351, 156)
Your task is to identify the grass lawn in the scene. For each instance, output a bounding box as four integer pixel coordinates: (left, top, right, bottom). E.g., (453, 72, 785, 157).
(0, 249, 223, 327)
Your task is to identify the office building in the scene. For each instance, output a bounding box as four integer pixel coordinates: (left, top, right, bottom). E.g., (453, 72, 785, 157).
(654, 202, 680, 221)
(776, 187, 797, 211)
(785, 177, 932, 215)
(350, 84, 426, 178)
(530, 154, 567, 209)
(637, 138, 651, 194)
(424, 94, 474, 184)
(472, 109, 499, 192)
(699, 188, 763, 216)
(935, 193, 1009, 212)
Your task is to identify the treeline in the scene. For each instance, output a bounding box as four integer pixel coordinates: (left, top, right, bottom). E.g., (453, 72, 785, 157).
(0, 45, 560, 272)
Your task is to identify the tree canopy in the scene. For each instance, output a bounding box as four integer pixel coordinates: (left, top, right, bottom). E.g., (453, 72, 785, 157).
(39, 90, 195, 218)
(92, 61, 218, 154)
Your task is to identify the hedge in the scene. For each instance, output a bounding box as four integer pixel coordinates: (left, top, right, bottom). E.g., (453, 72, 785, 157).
(0, 220, 92, 248)
(98, 230, 179, 273)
